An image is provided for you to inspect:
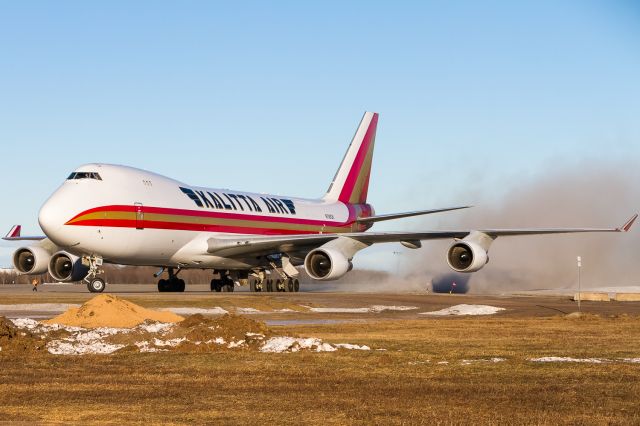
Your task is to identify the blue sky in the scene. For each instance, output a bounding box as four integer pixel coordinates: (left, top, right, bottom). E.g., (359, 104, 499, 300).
(1, 1, 639, 268)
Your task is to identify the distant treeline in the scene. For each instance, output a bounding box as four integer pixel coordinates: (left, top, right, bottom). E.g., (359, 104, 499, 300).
(0, 265, 218, 285)
(0, 265, 395, 286)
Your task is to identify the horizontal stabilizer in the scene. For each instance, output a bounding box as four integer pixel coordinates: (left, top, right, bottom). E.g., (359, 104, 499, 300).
(2, 225, 45, 241)
(356, 206, 472, 224)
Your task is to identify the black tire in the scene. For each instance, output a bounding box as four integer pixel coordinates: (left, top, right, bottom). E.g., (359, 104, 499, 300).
(210, 279, 222, 292)
(266, 279, 273, 292)
(286, 278, 295, 292)
(177, 279, 186, 292)
(88, 278, 106, 293)
(293, 279, 300, 292)
(158, 279, 168, 292)
(276, 279, 284, 292)
(224, 278, 235, 292)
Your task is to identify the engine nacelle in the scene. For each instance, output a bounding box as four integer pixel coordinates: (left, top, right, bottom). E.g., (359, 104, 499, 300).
(12, 246, 51, 275)
(48, 251, 89, 282)
(446, 241, 489, 273)
(304, 248, 353, 281)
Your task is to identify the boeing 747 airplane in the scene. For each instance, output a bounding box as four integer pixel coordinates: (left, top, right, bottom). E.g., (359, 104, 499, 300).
(4, 112, 637, 292)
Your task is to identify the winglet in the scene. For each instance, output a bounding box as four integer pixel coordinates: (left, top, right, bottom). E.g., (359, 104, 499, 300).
(618, 214, 638, 232)
(3, 225, 21, 240)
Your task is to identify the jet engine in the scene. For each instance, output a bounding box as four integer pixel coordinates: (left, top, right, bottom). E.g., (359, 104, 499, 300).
(12, 246, 51, 275)
(446, 241, 489, 273)
(304, 248, 353, 281)
(48, 251, 89, 282)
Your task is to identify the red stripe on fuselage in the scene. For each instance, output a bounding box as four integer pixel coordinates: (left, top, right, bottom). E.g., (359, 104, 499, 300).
(67, 204, 356, 227)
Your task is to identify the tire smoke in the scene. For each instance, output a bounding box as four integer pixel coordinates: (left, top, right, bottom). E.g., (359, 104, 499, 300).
(404, 160, 640, 293)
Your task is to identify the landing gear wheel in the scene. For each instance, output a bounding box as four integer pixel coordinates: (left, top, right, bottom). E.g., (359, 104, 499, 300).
(286, 278, 295, 292)
(223, 278, 235, 292)
(158, 279, 169, 292)
(266, 279, 273, 292)
(176, 279, 186, 292)
(292, 279, 300, 292)
(88, 277, 106, 293)
(210, 279, 222, 292)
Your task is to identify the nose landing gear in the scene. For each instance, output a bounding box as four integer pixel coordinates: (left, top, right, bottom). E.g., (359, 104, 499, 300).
(83, 255, 107, 293)
(87, 277, 106, 293)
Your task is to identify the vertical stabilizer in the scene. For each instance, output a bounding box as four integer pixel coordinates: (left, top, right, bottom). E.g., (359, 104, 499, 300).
(324, 112, 378, 204)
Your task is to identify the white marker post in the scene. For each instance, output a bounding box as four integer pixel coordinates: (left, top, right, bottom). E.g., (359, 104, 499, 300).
(393, 251, 401, 276)
(577, 256, 582, 312)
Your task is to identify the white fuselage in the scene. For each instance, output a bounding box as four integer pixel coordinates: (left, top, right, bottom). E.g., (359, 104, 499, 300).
(39, 164, 373, 269)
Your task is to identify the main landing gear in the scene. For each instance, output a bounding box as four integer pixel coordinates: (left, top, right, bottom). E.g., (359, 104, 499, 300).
(210, 272, 235, 292)
(250, 277, 300, 293)
(207, 263, 300, 293)
(157, 267, 186, 292)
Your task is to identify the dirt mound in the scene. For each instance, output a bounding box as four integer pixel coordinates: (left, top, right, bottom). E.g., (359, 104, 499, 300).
(44, 295, 184, 328)
(0, 317, 45, 354)
(170, 313, 271, 344)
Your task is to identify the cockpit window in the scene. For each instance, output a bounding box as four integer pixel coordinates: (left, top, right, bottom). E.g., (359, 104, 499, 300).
(67, 172, 102, 181)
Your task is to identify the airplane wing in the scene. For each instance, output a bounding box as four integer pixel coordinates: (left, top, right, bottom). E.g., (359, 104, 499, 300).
(206, 213, 638, 258)
(2, 225, 46, 241)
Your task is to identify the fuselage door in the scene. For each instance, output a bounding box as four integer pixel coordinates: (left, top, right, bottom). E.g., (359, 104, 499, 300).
(135, 202, 144, 230)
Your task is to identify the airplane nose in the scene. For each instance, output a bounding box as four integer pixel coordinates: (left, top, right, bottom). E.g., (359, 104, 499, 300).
(38, 192, 65, 238)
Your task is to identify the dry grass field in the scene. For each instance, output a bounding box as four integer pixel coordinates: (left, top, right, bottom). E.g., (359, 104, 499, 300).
(1, 309, 639, 424)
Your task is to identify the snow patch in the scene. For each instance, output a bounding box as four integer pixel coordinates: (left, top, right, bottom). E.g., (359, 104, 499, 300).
(47, 341, 124, 355)
(308, 307, 370, 313)
(0, 303, 80, 312)
(153, 337, 186, 347)
(334, 343, 371, 351)
(136, 322, 173, 334)
(10, 318, 41, 330)
(369, 305, 417, 313)
(236, 308, 263, 314)
(9, 317, 376, 356)
(134, 341, 169, 353)
(529, 357, 606, 363)
(308, 305, 417, 314)
(260, 337, 337, 353)
(420, 304, 505, 316)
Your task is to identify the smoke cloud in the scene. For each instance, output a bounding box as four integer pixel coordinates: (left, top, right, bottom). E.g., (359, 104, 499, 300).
(401, 159, 640, 293)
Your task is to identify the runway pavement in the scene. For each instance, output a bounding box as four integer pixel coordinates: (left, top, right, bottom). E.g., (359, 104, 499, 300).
(1, 283, 639, 320)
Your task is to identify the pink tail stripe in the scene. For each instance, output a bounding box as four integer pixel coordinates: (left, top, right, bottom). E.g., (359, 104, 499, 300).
(9, 225, 21, 238)
(338, 113, 378, 203)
